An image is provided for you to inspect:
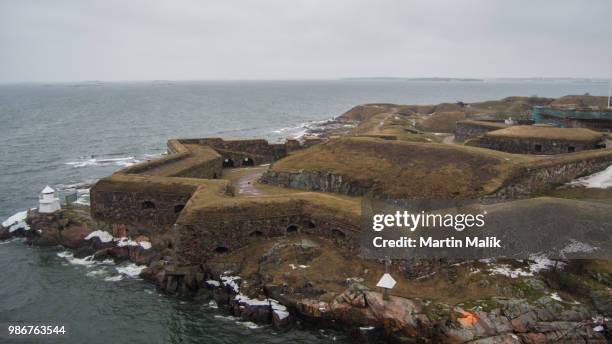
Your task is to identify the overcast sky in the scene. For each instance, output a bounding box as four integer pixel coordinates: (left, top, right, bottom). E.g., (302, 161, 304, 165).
(1, 0, 611, 82)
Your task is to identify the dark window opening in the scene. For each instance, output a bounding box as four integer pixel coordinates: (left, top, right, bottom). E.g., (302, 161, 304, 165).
(286, 225, 299, 234)
(303, 220, 316, 229)
(567, 146, 575, 153)
(223, 158, 234, 168)
(141, 201, 156, 209)
(212, 173, 218, 179)
(249, 230, 264, 237)
(214, 246, 229, 254)
(242, 157, 254, 167)
(332, 229, 346, 238)
(534, 144, 542, 153)
(174, 204, 185, 214)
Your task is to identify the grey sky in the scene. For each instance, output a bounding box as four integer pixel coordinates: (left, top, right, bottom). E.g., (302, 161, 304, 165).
(1, 0, 611, 82)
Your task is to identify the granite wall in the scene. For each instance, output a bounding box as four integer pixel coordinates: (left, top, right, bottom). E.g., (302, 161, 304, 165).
(493, 153, 612, 198)
(173, 203, 360, 266)
(90, 186, 195, 231)
(471, 136, 602, 155)
(454, 121, 508, 142)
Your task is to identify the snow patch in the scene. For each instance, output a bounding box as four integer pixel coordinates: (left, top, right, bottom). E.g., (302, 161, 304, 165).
(221, 275, 241, 293)
(569, 165, 612, 188)
(550, 292, 563, 302)
(2, 210, 30, 232)
(528, 254, 563, 273)
(559, 239, 598, 257)
(138, 241, 152, 250)
(85, 230, 113, 243)
(289, 264, 310, 270)
(206, 280, 220, 287)
(487, 255, 562, 278)
(115, 237, 139, 247)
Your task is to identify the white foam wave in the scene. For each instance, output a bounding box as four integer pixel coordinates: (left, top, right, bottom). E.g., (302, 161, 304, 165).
(272, 119, 333, 140)
(212, 315, 263, 329)
(86, 269, 108, 277)
(66, 156, 140, 168)
(56, 251, 114, 266)
(207, 300, 218, 309)
(116, 263, 146, 278)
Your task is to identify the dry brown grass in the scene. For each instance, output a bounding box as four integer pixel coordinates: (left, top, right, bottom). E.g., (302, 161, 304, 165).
(208, 234, 557, 305)
(485, 126, 604, 141)
(416, 111, 468, 132)
(271, 136, 527, 198)
(457, 119, 509, 130)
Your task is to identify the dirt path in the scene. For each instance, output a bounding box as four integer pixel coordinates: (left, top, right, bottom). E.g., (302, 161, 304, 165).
(442, 134, 455, 144)
(235, 169, 265, 195)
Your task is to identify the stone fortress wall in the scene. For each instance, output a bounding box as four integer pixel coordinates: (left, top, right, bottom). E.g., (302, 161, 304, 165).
(173, 195, 360, 265)
(262, 140, 612, 201)
(90, 137, 361, 266)
(91, 138, 303, 229)
(472, 135, 602, 155)
(492, 149, 612, 198)
(91, 133, 612, 269)
(454, 120, 509, 142)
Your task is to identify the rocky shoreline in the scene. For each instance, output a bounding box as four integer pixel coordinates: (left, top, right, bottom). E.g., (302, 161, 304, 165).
(1, 206, 610, 343)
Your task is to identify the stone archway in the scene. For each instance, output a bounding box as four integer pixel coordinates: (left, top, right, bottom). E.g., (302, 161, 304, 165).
(214, 246, 229, 254)
(286, 224, 299, 234)
(242, 157, 254, 167)
(174, 204, 185, 214)
(141, 201, 156, 209)
(223, 158, 234, 168)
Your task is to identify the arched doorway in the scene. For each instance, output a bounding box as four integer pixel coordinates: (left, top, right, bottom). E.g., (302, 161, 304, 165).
(242, 157, 254, 167)
(141, 201, 156, 209)
(223, 158, 234, 168)
(214, 246, 229, 254)
(286, 224, 299, 234)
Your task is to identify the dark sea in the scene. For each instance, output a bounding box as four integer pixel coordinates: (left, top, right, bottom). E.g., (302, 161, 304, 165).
(0, 80, 609, 343)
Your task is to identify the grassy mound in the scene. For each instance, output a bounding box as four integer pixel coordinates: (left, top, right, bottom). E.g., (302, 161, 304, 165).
(271, 137, 528, 198)
(485, 126, 603, 141)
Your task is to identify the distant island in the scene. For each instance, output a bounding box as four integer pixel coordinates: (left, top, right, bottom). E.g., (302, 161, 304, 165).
(341, 77, 484, 82)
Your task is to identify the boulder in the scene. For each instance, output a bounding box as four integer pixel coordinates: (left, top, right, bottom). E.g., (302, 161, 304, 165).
(0, 227, 12, 240)
(58, 226, 91, 249)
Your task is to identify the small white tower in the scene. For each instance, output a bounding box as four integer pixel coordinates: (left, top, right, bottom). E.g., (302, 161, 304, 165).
(39, 186, 61, 213)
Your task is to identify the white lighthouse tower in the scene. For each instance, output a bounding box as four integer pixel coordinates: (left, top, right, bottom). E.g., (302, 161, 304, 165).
(39, 186, 61, 213)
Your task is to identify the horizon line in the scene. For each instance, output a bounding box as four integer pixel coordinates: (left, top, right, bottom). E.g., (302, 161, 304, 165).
(0, 76, 610, 85)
